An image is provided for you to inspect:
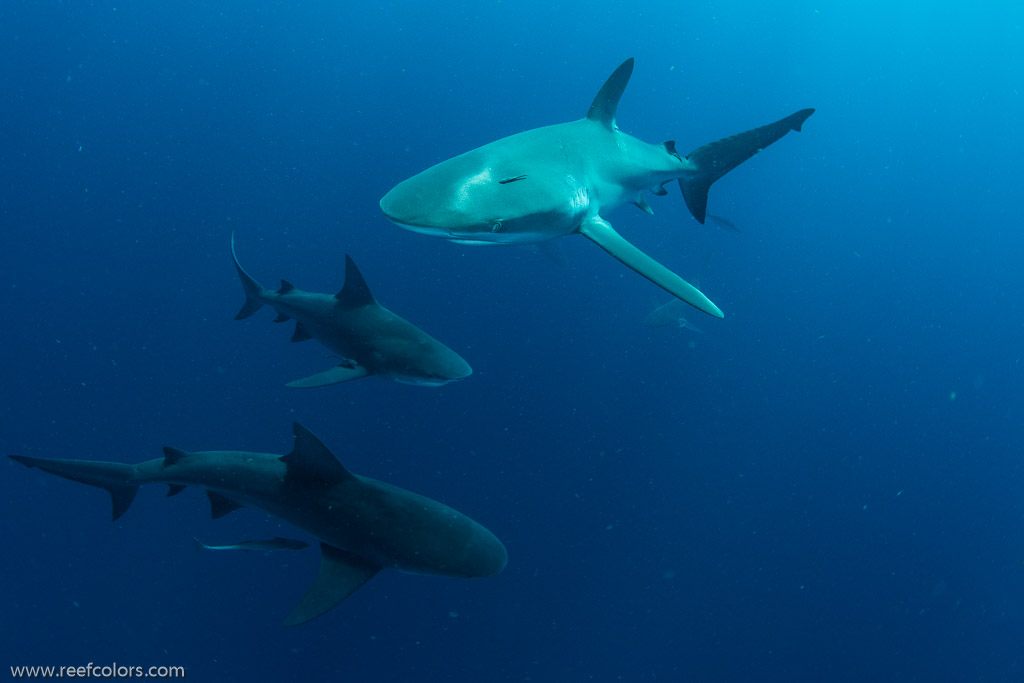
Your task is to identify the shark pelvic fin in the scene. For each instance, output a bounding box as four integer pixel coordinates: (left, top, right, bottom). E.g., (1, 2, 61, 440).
(280, 423, 355, 488)
(8, 454, 139, 521)
(283, 543, 380, 627)
(231, 231, 266, 320)
(166, 484, 186, 497)
(273, 312, 291, 323)
(633, 195, 654, 215)
(680, 108, 815, 224)
(285, 363, 370, 388)
(586, 58, 634, 131)
(336, 255, 377, 307)
(290, 322, 313, 343)
(579, 216, 724, 318)
(206, 490, 244, 519)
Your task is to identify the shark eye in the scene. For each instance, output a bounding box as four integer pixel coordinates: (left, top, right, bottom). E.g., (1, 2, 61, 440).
(490, 221, 503, 233)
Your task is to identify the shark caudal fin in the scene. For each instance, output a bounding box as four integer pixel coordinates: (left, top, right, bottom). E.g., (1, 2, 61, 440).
(231, 231, 268, 320)
(680, 108, 815, 224)
(9, 455, 139, 521)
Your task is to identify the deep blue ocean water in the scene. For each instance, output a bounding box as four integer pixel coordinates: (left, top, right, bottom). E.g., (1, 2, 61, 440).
(2, 1, 1022, 681)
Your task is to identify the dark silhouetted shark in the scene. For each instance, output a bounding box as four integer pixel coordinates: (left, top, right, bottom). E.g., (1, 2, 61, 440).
(380, 58, 814, 319)
(232, 233, 472, 387)
(10, 423, 507, 626)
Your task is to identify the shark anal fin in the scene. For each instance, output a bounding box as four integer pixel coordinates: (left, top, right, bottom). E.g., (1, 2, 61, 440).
(206, 490, 244, 519)
(681, 108, 815, 224)
(283, 543, 380, 627)
(285, 364, 370, 389)
(290, 322, 313, 343)
(579, 217, 724, 319)
(586, 58, 634, 130)
(273, 312, 291, 323)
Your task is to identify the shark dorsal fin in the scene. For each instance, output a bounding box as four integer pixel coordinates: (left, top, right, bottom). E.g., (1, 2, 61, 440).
(280, 423, 355, 488)
(335, 255, 376, 307)
(279, 280, 296, 294)
(162, 446, 190, 466)
(586, 58, 635, 131)
(207, 490, 244, 519)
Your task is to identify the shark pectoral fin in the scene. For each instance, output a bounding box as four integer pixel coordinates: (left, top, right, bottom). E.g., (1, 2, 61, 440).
(285, 364, 370, 389)
(290, 322, 313, 343)
(206, 490, 244, 519)
(283, 543, 380, 627)
(579, 217, 724, 319)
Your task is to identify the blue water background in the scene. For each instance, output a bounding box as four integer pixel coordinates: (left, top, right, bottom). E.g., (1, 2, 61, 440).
(2, 1, 1022, 681)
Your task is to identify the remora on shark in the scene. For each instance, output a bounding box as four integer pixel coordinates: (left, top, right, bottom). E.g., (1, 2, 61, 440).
(10, 423, 507, 626)
(232, 233, 472, 387)
(380, 58, 814, 318)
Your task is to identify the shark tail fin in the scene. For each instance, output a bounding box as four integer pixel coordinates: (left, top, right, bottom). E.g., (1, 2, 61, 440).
(231, 231, 267, 320)
(9, 455, 139, 521)
(680, 108, 815, 224)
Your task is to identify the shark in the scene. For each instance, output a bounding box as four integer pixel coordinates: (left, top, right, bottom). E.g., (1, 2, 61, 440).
(231, 233, 472, 387)
(643, 298, 706, 333)
(9, 422, 507, 626)
(380, 58, 814, 319)
(193, 536, 309, 552)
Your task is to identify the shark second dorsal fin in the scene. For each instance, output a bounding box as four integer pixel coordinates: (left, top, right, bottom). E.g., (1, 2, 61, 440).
(336, 255, 376, 307)
(206, 490, 244, 519)
(279, 280, 296, 294)
(586, 58, 634, 131)
(280, 423, 355, 488)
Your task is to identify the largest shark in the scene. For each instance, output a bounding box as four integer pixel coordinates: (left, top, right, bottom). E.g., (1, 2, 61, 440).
(9, 423, 507, 626)
(380, 58, 814, 318)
